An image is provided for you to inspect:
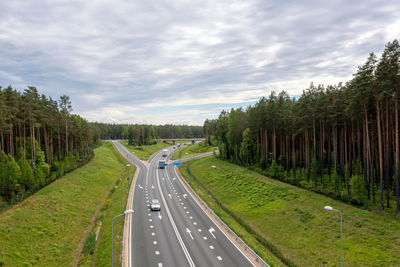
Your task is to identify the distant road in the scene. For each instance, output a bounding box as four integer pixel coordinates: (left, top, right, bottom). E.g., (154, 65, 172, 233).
(113, 141, 255, 267)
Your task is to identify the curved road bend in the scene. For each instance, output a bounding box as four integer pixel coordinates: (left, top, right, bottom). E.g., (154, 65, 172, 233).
(113, 141, 255, 267)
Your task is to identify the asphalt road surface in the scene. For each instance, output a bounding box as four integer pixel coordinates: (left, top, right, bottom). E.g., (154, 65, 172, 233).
(113, 141, 255, 267)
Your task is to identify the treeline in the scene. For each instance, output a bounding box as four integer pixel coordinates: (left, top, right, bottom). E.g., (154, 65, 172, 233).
(91, 122, 204, 144)
(204, 40, 400, 215)
(0, 86, 98, 203)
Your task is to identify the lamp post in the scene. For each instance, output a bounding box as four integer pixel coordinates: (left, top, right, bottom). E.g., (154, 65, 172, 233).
(211, 165, 221, 217)
(111, 209, 134, 267)
(324, 206, 343, 267)
(189, 161, 192, 185)
(121, 164, 131, 214)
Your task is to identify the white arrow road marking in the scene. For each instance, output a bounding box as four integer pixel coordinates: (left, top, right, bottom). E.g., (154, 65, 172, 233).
(186, 228, 194, 240)
(209, 227, 216, 239)
(138, 184, 143, 189)
(158, 212, 162, 220)
(183, 194, 187, 199)
(168, 194, 172, 199)
(173, 177, 176, 181)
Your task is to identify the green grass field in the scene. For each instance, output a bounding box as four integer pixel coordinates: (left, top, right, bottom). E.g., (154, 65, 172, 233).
(171, 142, 216, 160)
(0, 143, 133, 266)
(120, 141, 170, 160)
(179, 156, 400, 267)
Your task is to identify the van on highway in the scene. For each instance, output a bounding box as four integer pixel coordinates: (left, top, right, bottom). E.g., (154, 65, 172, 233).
(159, 160, 166, 169)
(162, 149, 168, 157)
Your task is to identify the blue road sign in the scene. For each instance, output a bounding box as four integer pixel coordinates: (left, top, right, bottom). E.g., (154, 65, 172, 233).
(173, 162, 181, 166)
(164, 163, 168, 166)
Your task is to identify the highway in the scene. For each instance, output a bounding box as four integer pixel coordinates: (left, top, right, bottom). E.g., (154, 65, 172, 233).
(113, 141, 255, 267)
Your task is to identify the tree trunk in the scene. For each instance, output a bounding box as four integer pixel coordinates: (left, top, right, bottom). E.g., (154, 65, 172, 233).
(44, 126, 49, 163)
(320, 120, 325, 187)
(65, 118, 68, 156)
(395, 85, 400, 215)
(30, 115, 35, 172)
(313, 111, 317, 187)
(376, 99, 384, 211)
(57, 122, 61, 161)
(385, 98, 391, 208)
(292, 130, 296, 179)
(345, 123, 349, 194)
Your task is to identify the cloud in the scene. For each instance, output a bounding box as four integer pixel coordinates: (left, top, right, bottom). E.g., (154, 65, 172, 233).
(0, 0, 399, 124)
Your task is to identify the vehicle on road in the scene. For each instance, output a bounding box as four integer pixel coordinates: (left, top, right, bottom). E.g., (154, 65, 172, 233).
(162, 149, 168, 157)
(159, 160, 166, 169)
(150, 199, 161, 211)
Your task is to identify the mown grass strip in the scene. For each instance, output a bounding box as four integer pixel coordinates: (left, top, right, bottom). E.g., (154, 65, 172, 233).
(0, 142, 131, 266)
(120, 141, 170, 160)
(171, 141, 217, 160)
(179, 156, 400, 267)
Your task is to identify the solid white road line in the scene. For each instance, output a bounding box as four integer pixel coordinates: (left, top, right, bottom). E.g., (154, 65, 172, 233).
(157, 165, 196, 267)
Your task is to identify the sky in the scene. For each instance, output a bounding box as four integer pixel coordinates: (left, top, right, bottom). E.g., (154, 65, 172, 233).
(0, 1, 399, 125)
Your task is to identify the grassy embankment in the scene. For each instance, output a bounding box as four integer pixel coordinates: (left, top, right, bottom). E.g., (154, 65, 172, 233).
(179, 156, 400, 267)
(120, 141, 170, 160)
(170, 141, 216, 160)
(0, 142, 134, 266)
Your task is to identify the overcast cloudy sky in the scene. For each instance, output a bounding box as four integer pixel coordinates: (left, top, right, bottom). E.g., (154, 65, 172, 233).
(0, 1, 399, 125)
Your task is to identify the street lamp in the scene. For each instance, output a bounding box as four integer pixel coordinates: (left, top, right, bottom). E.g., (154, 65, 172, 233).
(189, 161, 192, 185)
(211, 165, 221, 217)
(111, 209, 134, 267)
(324, 206, 343, 267)
(121, 164, 131, 214)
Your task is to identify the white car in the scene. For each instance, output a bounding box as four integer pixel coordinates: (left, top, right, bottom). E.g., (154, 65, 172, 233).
(150, 199, 161, 211)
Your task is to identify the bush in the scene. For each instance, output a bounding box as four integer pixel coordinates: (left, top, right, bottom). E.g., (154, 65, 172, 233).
(350, 175, 366, 205)
(83, 232, 96, 255)
(18, 159, 35, 189)
(0, 151, 21, 199)
(267, 161, 284, 179)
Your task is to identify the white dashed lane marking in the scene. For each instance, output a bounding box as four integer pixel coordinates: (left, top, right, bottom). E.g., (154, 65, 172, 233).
(217, 256, 222, 261)
(156, 251, 160, 255)
(152, 232, 155, 236)
(209, 245, 214, 250)
(153, 241, 157, 245)
(203, 236, 208, 240)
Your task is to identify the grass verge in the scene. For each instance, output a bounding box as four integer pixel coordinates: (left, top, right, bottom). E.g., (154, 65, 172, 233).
(171, 141, 216, 160)
(0, 142, 132, 266)
(179, 156, 400, 267)
(120, 141, 170, 160)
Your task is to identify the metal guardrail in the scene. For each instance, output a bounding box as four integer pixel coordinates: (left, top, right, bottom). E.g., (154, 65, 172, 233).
(175, 165, 270, 267)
